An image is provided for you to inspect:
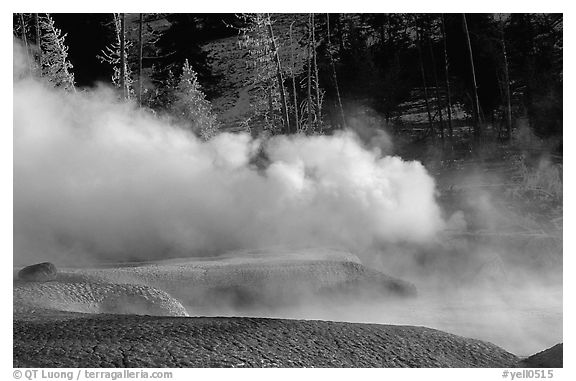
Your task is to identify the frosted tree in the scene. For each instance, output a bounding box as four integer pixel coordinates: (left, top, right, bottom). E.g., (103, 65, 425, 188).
(17, 14, 32, 75)
(171, 60, 219, 140)
(98, 13, 134, 99)
(282, 13, 325, 135)
(326, 14, 345, 128)
(462, 13, 481, 139)
(266, 14, 290, 133)
(301, 13, 325, 133)
(494, 13, 512, 140)
(238, 13, 285, 134)
(39, 14, 75, 91)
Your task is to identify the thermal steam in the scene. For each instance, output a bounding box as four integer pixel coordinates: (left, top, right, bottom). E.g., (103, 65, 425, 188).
(12, 41, 563, 357)
(13, 43, 445, 265)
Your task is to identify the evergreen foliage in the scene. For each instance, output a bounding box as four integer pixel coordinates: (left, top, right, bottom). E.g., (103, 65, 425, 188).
(14, 13, 563, 141)
(171, 59, 218, 140)
(237, 13, 283, 134)
(39, 14, 75, 91)
(97, 13, 134, 98)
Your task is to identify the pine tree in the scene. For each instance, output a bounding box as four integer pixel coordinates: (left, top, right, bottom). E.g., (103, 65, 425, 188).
(39, 14, 75, 91)
(300, 13, 325, 134)
(494, 13, 512, 140)
(237, 13, 283, 134)
(326, 13, 345, 128)
(98, 13, 134, 99)
(311, 14, 322, 130)
(266, 14, 290, 134)
(137, 13, 144, 106)
(441, 14, 453, 139)
(119, 13, 127, 100)
(289, 21, 300, 133)
(18, 14, 33, 75)
(415, 17, 434, 138)
(34, 14, 42, 75)
(171, 60, 219, 140)
(462, 13, 482, 140)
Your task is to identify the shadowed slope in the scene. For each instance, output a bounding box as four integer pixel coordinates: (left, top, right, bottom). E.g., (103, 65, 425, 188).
(520, 343, 563, 368)
(13, 313, 519, 368)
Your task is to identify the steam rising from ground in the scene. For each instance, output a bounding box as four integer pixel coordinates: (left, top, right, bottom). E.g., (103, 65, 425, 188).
(13, 43, 444, 265)
(13, 42, 563, 356)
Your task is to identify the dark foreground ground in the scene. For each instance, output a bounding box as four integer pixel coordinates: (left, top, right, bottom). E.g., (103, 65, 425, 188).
(15, 312, 524, 368)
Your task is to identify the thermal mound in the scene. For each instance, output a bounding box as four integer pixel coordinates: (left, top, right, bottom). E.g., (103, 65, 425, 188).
(14, 248, 546, 368)
(520, 343, 563, 368)
(13, 314, 520, 368)
(14, 281, 189, 317)
(14, 248, 416, 316)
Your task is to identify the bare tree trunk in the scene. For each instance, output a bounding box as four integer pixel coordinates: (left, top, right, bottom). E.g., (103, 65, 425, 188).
(20, 14, 31, 74)
(19, 13, 28, 47)
(34, 13, 42, 76)
(307, 13, 313, 130)
(120, 13, 127, 100)
(327, 13, 345, 128)
(266, 14, 290, 134)
(312, 13, 322, 130)
(379, 14, 386, 47)
(137, 13, 144, 106)
(336, 14, 344, 56)
(428, 36, 445, 140)
(416, 26, 434, 138)
(462, 14, 481, 140)
(289, 21, 299, 133)
(499, 19, 512, 140)
(441, 14, 453, 138)
(267, 83, 274, 123)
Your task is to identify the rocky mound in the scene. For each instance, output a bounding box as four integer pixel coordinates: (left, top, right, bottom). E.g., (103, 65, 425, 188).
(14, 281, 188, 317)
(13, 314, 519, 368)
(31, 248, 414, 313)
(14, 248, 414, 317)
(520, 343, 563, 368)
(18, 262, 57, 282)
(72, 260, 413, 309)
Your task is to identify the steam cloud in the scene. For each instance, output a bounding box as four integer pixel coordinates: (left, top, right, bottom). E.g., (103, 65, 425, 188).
(13, 42, 444, 265)
(12, 42, 563, 357)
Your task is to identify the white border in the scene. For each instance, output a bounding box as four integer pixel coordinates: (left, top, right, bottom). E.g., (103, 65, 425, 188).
(3, 3, 572, 380)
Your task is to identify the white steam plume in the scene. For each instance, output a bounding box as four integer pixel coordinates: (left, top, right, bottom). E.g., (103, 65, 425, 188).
(13, 43, 444, 265)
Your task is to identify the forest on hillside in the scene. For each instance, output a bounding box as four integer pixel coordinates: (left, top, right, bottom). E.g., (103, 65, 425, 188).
(13, 13, 562, 150)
